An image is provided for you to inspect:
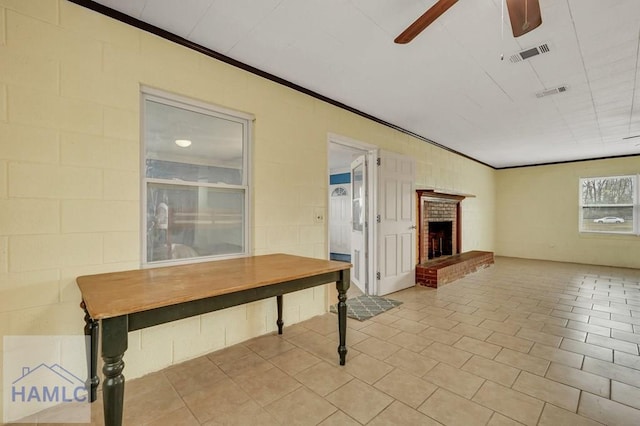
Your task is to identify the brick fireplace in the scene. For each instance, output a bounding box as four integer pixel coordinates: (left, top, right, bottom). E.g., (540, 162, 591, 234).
(415, 189, 494, 287)
(418, 191, 463, 264)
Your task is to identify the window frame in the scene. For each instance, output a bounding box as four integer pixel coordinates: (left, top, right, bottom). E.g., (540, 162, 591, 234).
(578, 174, 638, 235)
(141, 87, 253, 267)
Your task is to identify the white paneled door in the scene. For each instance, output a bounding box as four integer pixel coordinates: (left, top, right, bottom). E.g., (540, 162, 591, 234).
(377, 150, 416, 296)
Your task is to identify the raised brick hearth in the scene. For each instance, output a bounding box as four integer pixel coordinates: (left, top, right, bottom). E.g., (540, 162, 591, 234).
(416, 250, 494, 288)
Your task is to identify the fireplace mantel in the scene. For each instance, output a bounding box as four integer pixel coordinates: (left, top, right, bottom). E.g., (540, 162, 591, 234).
(416, 189, 475, 201)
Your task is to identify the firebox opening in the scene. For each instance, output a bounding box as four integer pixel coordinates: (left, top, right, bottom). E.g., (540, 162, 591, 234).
(428, 221, 453, 259)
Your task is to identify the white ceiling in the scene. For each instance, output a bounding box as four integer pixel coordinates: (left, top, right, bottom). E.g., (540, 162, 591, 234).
(89, 0, 640, 168)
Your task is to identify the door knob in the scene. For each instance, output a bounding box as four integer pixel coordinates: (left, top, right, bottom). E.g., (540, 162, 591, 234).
(409, 225, 417, 229)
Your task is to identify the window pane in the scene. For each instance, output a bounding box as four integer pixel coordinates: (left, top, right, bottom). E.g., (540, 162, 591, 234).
(352, 163, 364, 232)
(144, 99, 244, 185)
(581, 176, 634, 205)
(147, 183, 245, 263)
(581, 206, 633, 233)
(580, 176, 635, 234)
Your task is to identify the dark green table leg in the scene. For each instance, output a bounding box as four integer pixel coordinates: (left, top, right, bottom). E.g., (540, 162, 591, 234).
(276, 295, 284, 334)
(102, 316, 128, 426)
(336, 269, 350, 365)
(81, 301, 100, 403)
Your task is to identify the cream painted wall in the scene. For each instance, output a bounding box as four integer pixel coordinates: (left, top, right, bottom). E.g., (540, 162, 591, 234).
(0, 0, 495, 413)
(495, 156, 640, 268)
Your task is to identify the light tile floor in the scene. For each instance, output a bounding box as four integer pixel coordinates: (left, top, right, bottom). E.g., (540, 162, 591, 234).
(27, 257, 640, 425)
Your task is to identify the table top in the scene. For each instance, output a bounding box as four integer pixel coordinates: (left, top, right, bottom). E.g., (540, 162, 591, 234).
(77, 254, 351, 320)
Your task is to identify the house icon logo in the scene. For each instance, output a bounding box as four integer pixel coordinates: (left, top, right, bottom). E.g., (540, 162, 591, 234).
(11, 363, 88, 404)
(3, 335, 90, 423)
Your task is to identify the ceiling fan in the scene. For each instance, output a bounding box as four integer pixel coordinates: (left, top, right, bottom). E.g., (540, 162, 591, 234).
(394, 0, 543, 44)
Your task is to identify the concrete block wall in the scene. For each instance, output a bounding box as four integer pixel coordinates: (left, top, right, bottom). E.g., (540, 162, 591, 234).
(0, 1, 497, 417)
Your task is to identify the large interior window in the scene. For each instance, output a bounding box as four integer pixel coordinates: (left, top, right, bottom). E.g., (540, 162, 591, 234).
(142, 89, 251, 265)
(579, 175, 637, 234)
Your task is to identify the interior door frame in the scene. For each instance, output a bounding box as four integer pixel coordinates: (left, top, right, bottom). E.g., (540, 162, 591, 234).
(327, 133, 378, 295)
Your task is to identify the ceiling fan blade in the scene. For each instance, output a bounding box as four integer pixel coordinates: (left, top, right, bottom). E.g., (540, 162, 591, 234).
(394, 0, 459, 44)
(506, 0, 542, 37)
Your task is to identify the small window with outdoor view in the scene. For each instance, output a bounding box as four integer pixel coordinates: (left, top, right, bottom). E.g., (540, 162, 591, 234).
(579, 175, 636, 234)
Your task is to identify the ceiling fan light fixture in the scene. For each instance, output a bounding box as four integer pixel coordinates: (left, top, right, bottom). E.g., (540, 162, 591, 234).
(505, 0, 543, 38)
(394, 0, 459, 44)
(394, 0, 541, 44)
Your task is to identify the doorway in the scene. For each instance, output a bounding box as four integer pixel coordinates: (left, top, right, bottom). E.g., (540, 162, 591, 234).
(328, 136, 416, 297)
(328, 136, 376, 295)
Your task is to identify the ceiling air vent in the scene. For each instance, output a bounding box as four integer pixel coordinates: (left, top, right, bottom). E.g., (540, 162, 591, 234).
(535, 85, 568, 98)
(509, 43, 551, 63)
